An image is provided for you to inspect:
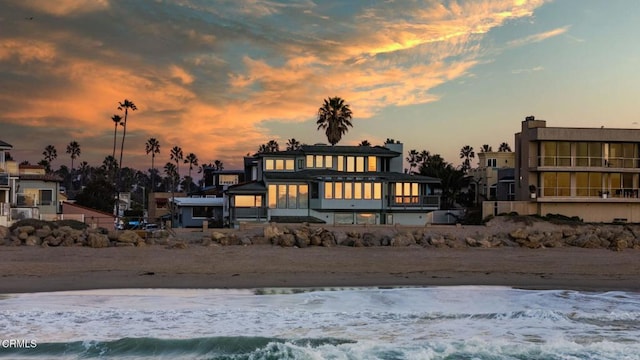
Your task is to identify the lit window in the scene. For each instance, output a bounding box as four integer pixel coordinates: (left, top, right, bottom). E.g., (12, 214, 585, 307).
(344, 182, 353, 199)
(236, 195, 261, 207)
(356, 157, 365, 172)
(265, 159, 274, 170)
(277, 185, 287, 208)
(324, 156, 333, 168)
(335, 182, 343, 199)
(363, 183, 372, 199)
(285, 159, 294, 170)
(337, 156, 344, 171)
(306, 155, 314, 168)
(373, 183, 382, 199)
(298, 185, 308, 209)
(346, 157, 355, 172)
(268, 185, 277, 207)
(367, 157, 376, 171)
(315, 155, 323, 168)
(275, 159, 284, 170)
(353, 182, 362, 199)
(288, 185, 297, 209)
(324, 182, 333, 199)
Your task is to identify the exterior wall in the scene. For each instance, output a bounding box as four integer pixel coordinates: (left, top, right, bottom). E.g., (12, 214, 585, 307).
(62, 202, 115, 228)
(471, 152, 515, 201)
(482, 201, 537, 219)
(538, 203, 640, 223)
(388, 212, 427, 226)
(16, 179, 59, 215)
(384, 140, 404, 173)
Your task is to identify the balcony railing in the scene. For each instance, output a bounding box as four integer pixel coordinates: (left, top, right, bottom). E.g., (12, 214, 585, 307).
(233, 206, 267, 219)
(390, 195, 440, 207)
(535, 156, 640, 168)
(537, 187, 640, 199)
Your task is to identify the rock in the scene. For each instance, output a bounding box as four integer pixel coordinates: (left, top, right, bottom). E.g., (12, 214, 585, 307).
(391, 232, 415, 247)
(362, 233, 380, 247)
(48, 236, 64, 247)
(167, 242, 188, 249)
(294, 228, 311, 247)
(509, 228, 529, 240)
(18, 231, 29, 241)
(277, 233, 296, 247)
(219, 234, 240, 246)
(87, 233, 110, 248)
(24, 235, 40, 246)
(117, 230, 142, 244)
(35, 228, 51, 238)
(211, 232, 226, 241)
(429, 234, 446, 247)
(264, 223, 284, 243)
(0, 225, 8, 241)
(240, 236, 252, 246)
(17, 226, 35, 236)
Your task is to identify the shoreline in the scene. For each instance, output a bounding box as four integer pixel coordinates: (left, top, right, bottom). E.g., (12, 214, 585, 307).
(1, 245, 638, 294)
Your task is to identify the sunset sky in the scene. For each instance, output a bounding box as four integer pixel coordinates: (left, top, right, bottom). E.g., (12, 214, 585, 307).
(1, 0, 639, 175)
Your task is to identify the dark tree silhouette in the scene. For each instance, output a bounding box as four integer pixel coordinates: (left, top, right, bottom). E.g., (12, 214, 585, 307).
(66, 141, 80, 171)
(145, 138, 160, 192)
(316, 97, 353, 145)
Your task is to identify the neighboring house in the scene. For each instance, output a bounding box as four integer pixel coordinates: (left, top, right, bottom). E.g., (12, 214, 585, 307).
(468, 151, 515, 202)
(14, 164, 63, 220)
(226, 140, 441, 227)
(169, 197, 224, 228)
(0, 140, 17, 226)
(148, 191, 185, 225)
(514, 116, 640, 222)
(61, 201, 115, 228)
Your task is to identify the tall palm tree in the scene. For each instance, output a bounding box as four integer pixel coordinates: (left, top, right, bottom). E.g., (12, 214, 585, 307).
(170, 146, 184, 186)
(316, 96, 353, 146)
(66, 141, 81, 171)
(111, 115, 122, 159)
(78, 161, 90, 188)
(498, 142, 512, 152)
(480, 144, 493, 152)
(184, 152, 198, 192)
(42, 145, 57, 173)
(164, 161, 178, 227)
(145, 138, 160, 192)
(459, 145, 475, 173)
(358, 140, 371, 147)
(286, 138, 301, 151)
(116, 99, 137, 172)
(213, 160, 224, 171)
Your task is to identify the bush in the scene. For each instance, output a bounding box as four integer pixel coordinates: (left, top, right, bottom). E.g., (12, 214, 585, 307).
(9, 219, 52, 231)
(53, 219, 88, 230)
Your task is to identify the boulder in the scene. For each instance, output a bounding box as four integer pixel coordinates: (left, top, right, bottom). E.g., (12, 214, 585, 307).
(16, 226, 35, 236)
(117, 230, 142, 244)
(18, 231, 29, 241)
(219, 234, 240, 246)
(428, 234, 446, 247)
(362, 232, 380, 247)
(87, 233, 110, 248)
(264, 223, 284, 243)
(294, 228, 311, 247)
(0, 225, 8, 241)
(24, 235, 40, 246)
(35, 227, 52, 239)
(391, 232, 415, 247)
(48, 236, 64, 247)
(509, 228, 529, 240)
(277, 233, 296, 247)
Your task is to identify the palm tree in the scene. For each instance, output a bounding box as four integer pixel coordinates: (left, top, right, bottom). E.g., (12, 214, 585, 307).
(213, 160, 224, 171)
(406, 149, 419, 174)
(111, 115, 122, 159)
(358, 140, 371, 146)
(66, 141, 81, 171)
(498, 142, 512, 152)
(480, 144, 493, 152)
(286, 138, 301, 151)
(170, 146, 184, 186)
(459, 145, 475, 173)
(42, 145, 57, 173)
(184, 152, 199, 192)
(145, 138, 160, 192)
(257, 140, 279, 153)
(116, 99, 137, 172)
(316, 96, 353, 146)
(164, 161, 178, 227)
(78, 161, 90, 188)
(418, 150, 431, 168)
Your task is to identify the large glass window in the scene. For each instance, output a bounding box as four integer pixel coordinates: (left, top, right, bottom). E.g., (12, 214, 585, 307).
(344, 182, 352, 199)
(363, 183, 372, 199)
(277, 185, 287, 208)
(219, 174, 239, 185)
(268, 185, 277, 207)
(394, 182, 419, 203)
(373, 183, 382, 200)
(367, 157, 377, 171)
(542, 172, 570, 196)
(353, 182, 362, 199)
(306, 155, 314, 168)
(589, 143, 603, 167)
(298, 185, 308, 208)
(324, 156, 333, 168)
(337, 156, 344, 171)
(335, 213, 353, 224)
(287, 185, 297, 209)
(558, 142, 571, 166)
(235, 195, 261, 207)
(335, 182, 343, 199)
(356, 213, 376, 224)
(542, 142, 556, 166)
(346, 157, 355, 172)
(324, 182, 333, 199)
(192, 206, 214, 218)
(265, 158, 294, 171)
(356, 157, 365, 172)
(576, 142, 589, 167)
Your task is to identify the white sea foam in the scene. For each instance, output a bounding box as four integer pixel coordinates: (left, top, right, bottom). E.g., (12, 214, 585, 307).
(1, 286, 639, 358)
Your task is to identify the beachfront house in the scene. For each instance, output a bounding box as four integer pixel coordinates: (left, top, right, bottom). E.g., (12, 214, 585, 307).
(226, 140, 441, 227)
(509, 116, 640, 222)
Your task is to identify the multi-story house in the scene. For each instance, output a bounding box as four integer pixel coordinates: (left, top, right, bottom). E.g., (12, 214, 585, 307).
(226, 140, 441, 226)
(469, 150, 515, 202)
(0, 140, 17, 225)
(514, 116, 640, 222)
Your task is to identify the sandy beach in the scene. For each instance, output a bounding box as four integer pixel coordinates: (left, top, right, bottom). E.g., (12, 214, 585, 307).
(1, 244, 638, 293)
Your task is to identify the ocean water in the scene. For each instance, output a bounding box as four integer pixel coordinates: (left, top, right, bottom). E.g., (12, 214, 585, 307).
(0, 286, 639, 359)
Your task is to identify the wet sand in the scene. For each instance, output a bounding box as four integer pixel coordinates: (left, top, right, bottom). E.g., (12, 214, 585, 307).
(1, 245, 638, 293)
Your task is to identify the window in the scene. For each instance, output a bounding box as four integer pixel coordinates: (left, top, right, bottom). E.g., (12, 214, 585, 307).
(298, 185, 308, 208)
(557, 142, 571, 166)
(315, 155, 323, 168)
(192, 206, 214, 218)
(298, 158, 304, 169)
(39, 189, 53, 206)
(265, 158, 294, 171)
(335, 213, 354, 224)
(324, 156, 333, 168)
(394, 182, 419, 203)
(356, 157, 365, 172)
(363, 183, 372, 199)
(487, 158, 497, 167)
(344, 182, 352, 199)
(236, 195, 261, 207)
(335, 182, 343, 199)
(268, 184, 308, 209)
(367, 157, 377, 171)
(219, 174, 239, 185)
(353, 182, 362, 199)
(346, 157, 355, 172)
(288, 185, 297, 209)
(373, 183, 382, 200)
(337, 156, 344, 171)
(306, 155, 314, 168)
(356, 213, 376, 224)
(324, 182, 333, 199)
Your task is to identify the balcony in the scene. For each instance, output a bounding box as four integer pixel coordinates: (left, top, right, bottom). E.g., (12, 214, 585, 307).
(233, 206, 267, 219)
(389, 195, 440, 208)
(533, 156, 640, 170)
